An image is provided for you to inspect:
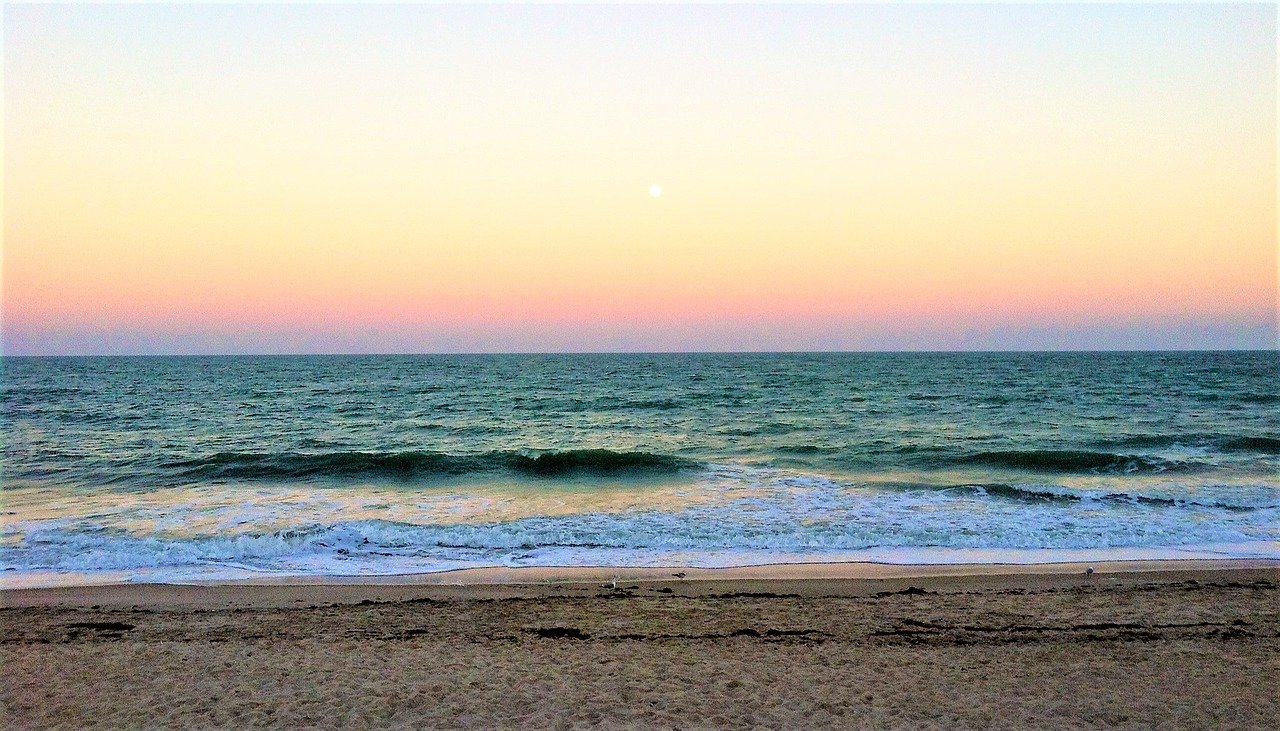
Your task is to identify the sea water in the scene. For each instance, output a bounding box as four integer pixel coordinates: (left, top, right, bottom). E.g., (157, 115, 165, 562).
(2, 352, 1277, 585)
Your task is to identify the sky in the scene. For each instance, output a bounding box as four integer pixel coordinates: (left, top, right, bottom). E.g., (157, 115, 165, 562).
(3, 3, 1276, 354)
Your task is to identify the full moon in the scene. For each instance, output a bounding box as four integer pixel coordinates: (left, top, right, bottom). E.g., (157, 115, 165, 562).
(649, 184, 662, 198)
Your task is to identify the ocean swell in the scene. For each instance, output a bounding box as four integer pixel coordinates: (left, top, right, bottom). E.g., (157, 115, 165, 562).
(162, 449, 700, 483)
(951, 450, 1192, 474)
(1101, 434, 1280, 454)
(950, 483, 1274, 511)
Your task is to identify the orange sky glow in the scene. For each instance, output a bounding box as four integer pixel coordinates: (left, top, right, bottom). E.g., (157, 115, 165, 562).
(3, 4, 1276, 353)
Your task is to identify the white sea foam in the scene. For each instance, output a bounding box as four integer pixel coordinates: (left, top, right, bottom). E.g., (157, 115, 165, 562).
(3, 464, 1277, 586)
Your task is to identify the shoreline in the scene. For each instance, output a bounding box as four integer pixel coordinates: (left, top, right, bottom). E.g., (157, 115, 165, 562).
(4, 557, 1275, 609)
(6, 542, 1275, 593)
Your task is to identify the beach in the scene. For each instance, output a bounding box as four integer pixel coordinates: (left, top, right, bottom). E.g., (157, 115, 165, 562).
(3, 560, 1277, 729)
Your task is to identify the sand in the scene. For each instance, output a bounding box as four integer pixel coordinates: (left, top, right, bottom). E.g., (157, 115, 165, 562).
(2, 560, 1278, 729)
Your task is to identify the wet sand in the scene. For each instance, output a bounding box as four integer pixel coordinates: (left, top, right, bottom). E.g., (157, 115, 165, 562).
(3, 561, 1278, 729)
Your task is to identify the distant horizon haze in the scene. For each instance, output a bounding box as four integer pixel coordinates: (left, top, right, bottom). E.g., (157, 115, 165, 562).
(3, 320, 1275, 357)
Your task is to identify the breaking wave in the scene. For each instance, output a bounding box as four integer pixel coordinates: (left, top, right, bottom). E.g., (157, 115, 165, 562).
(945, 483, 1276, 511)
(950, 450, 1193, 474)
(1100, 434, 1280, 454)
(163, 449, 701, 482)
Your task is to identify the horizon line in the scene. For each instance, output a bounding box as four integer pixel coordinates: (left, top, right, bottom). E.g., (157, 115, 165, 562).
(3, 348, 1278, 358)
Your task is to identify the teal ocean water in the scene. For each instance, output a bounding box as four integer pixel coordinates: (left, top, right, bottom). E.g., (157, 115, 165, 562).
(2, 352, 1277, 584)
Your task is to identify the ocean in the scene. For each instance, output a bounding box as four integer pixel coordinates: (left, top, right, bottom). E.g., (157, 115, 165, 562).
(2, 352, 1277, 585)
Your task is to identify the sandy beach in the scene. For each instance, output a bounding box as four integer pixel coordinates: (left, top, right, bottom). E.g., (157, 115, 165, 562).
(2, 560, 1277, 729)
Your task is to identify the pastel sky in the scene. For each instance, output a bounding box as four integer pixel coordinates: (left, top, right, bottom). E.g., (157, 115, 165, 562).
(3, 4, 1276, 354)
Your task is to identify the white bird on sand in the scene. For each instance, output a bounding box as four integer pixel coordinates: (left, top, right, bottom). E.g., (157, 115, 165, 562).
(1086, 566, 1095, 575)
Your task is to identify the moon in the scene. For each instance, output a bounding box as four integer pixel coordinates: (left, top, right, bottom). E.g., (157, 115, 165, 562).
(649, 184, 663, 198)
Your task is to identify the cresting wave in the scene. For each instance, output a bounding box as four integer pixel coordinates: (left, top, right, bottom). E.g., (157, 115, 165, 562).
(156, 443, 1269, 484)
(163, 449, 701, 482)
(1100, 434, 1280, 454)
(950, 450, 1194, 474)
(947, 483, 1276, 511)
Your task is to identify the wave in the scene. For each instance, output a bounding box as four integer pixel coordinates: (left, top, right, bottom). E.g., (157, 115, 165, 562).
(507, 450, 696, 476)
(162, 449, 701, 482)
(857, 477, 1276, 511)
(1219, 436, 1280, 454)
(1238, 392, 1279, 404)
(951, 450, 1191, 474)
(949, 483, 1271, 511)
(775, 444, 841, 455)
(1098, 434, 1280, 455)
(597, 397, 685, 411)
